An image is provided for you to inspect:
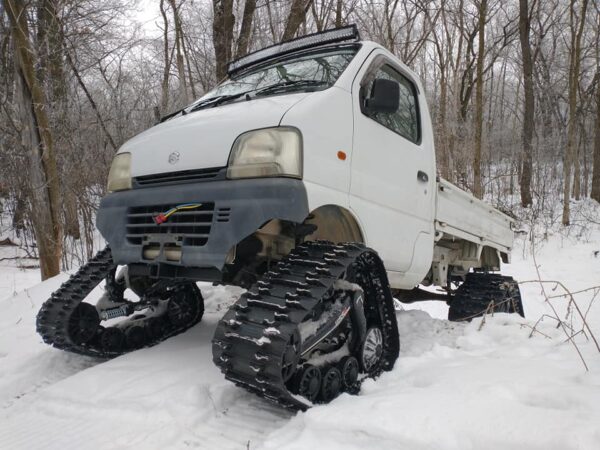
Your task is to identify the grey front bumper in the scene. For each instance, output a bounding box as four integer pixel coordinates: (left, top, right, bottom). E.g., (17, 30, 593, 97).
(97, 178, 309, 271)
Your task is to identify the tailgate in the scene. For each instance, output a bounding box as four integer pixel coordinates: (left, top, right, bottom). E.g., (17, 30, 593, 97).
(435, 179, 514, 252)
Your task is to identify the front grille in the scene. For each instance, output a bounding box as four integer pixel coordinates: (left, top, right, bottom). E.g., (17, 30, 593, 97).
(126, 203, 215, 247)
(133, 167, 224, 187)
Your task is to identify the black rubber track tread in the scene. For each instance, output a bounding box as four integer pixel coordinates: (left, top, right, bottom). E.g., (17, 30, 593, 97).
(448, 272, 524, 322)
(212, 241, 400, 411)
(36, 246, 204, 358)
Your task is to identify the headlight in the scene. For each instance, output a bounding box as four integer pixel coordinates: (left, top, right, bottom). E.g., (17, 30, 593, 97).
(227, 127, 302, 179)
(107, 152, 132, 192)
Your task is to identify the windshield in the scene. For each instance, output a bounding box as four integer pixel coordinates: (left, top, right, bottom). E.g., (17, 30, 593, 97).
(195, 47, 357, 104)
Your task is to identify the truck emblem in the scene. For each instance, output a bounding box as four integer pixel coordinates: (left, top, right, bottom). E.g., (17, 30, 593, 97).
(168, 151, 180, 164)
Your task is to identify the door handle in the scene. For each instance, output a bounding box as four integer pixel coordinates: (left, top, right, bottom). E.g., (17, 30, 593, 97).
(417, 170, 429, 183)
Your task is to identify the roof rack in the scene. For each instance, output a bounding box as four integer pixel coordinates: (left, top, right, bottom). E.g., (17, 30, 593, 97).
(227, 24, 360, 76)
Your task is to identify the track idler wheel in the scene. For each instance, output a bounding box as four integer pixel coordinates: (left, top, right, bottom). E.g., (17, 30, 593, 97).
(167, 287, 199, 327)
(360, 327, 383, 373)
(320, 366, 342, 402)
(67, 303, 100, 345)
(100, 327, 125, 353)
(295, 365, 322, 403)
(339, 356, 359, 391)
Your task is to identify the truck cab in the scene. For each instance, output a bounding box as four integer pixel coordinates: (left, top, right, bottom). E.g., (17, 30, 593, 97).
(97, 26, 443, 290)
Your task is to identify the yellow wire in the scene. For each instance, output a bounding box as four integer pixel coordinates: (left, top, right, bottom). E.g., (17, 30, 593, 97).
(163, 203, 202, 219)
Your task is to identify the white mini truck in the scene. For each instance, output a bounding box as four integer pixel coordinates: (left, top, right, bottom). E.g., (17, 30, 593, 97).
(37, 26, 523, 409)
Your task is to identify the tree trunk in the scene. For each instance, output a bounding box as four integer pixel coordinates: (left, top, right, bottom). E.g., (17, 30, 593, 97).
(212, 0, 235, 81)
(235, 0, 257, 58)
(282, 0, 313, 41)
(473, 0, 487, 199)
(563, 0, 588, 225)
(436, 65, 449, 179)
(335, 0, 343, 27)
(592, 73, 600, 202)
(63, 188, 80, 240)
(40, 0, 66, 103)
(168, 0, 189, 105)
(64, 49, 117, 151)
(5, 0, 63, 279)
(573, 126, 581, 199)
(159, 0, 171, 114)
(519, 0, 534, 207)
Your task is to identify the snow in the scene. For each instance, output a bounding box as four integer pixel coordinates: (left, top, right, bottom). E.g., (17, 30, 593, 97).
(1, 206, 600, 449)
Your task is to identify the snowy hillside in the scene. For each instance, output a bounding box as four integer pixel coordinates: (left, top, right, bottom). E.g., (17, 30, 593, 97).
(1, 209, 600, 449)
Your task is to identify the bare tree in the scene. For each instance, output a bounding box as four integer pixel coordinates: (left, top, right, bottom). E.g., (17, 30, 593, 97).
(473, 0, 487, 199)
(563, 0, 589, 225)
(282, 0, 313, 41)
(159, 0, 172, 114)
(236, 0, 257, 58)
(4, 0, 63, 279)
(212, 0, 235, 80)
(591, 3, 600, 203)
(518, 0, 534, 207)
(592, 67, 600, 203)
(168, 0, 189, 105)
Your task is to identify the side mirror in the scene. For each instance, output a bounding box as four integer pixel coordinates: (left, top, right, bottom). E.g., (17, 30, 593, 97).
(365, 78, 399, 114)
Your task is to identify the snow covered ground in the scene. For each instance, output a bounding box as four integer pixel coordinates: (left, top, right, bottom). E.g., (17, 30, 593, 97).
(1, 205, 599, 449)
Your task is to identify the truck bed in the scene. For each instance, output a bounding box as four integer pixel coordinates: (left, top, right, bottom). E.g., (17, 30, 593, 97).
(435, 178, 514, 255)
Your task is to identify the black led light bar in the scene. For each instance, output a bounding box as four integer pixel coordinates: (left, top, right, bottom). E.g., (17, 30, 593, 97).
(227, 24, 360, 76)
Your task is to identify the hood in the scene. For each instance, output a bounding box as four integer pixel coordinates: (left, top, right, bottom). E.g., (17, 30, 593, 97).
(121, 93, 309, 177)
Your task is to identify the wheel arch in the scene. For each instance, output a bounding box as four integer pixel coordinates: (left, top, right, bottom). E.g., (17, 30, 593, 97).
(304, 204, 365, 244)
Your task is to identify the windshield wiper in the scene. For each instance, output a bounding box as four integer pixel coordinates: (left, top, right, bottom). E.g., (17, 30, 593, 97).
(159, 108, 185, 123)
(159, 93, 249, 123)
(255, 79, 328, 96)
(188, 92, 251, 112)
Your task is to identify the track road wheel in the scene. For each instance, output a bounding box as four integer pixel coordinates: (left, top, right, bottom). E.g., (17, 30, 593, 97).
(320, 366, 342, 402)
(360, 327, 383, 373)
(100, 327, 125, 353)
(146, 317, 167, 340)
(67, 303, 100, 345)
(125, 325, 146, 349)
(339, 356, 359, 391)
(296, 365, 322, 402)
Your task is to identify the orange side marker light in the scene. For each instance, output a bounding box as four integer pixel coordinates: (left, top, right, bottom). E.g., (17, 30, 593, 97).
(337, 151, 347, 161)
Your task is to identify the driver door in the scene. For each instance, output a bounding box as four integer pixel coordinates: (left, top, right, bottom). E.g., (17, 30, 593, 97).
(349, 54, 435, 274)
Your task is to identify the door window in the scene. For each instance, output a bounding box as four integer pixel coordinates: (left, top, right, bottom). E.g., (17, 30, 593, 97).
(362, 64, 420, 144)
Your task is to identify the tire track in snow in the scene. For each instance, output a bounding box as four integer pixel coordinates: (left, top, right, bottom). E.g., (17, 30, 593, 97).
(0, 306, 292, 449)
(0, 364, 293, 450)
(0, 339, 100, 411)
(181, 396, 293, 449)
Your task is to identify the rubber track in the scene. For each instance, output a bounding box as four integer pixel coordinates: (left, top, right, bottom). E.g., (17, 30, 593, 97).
(212, 241, 400, 411)
(36, 246, 204, 358)
(448, 272, 524, 322)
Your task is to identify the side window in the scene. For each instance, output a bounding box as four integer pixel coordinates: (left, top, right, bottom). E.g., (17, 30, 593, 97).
(362, 64, 420, 144)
